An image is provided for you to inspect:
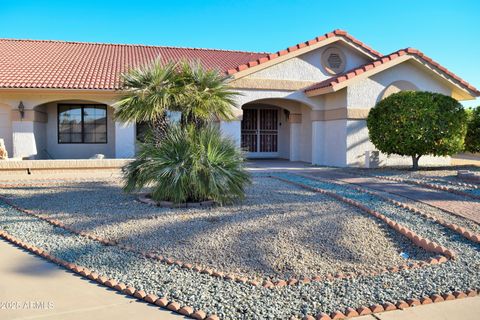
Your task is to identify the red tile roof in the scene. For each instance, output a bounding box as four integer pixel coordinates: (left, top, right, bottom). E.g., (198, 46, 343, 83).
(0, 39, 268, 90)
(226, 29, 382, 75)
(304, 48, 480, 96)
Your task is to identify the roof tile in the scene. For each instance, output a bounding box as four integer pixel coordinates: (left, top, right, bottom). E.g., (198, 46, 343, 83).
(304, 48, 480, 96)
(225, 29, 383, 75)
(0, 39, 267, 90)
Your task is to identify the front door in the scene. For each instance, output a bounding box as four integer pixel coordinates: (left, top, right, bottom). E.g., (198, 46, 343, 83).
(241, 108, 278, 158)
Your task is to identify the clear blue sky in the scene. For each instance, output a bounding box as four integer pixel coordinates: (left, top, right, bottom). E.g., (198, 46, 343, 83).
(1, 0, 478, 107)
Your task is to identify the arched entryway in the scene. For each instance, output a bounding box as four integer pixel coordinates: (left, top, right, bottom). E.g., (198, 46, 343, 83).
(240, 98, 309, 161)
(241, 104, 283, 158)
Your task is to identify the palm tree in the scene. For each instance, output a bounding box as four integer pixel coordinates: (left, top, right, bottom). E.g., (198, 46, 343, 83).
(124, 124, 251, 204)
(116, 58, 250, 204)
(114, 59, 238, 130)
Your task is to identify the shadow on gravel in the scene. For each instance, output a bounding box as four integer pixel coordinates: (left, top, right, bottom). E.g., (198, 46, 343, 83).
(0, 178, 436, 279)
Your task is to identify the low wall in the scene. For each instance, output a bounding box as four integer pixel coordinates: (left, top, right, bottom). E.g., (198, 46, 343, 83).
(0, 159, 132, 176)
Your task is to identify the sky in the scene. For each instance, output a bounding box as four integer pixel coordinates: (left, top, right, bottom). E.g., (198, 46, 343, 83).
(0, 0, 478, 107)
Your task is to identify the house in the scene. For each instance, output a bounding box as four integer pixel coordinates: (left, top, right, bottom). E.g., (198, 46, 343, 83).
(0, 30, 478, 167)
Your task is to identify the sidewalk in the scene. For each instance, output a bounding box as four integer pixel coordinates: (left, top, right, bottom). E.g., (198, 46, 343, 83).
(0, 238, 184, 320)
(357, 297, 480, 320)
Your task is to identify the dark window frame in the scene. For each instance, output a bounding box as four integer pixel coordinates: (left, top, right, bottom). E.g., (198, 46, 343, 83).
(57, 104, 108, 144)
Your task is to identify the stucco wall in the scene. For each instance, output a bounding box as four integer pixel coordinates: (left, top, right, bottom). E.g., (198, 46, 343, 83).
(323, 120, 347, 166)
(33, 121, 47, 159)
(278, 109, 290, 159)
(299, 104, 312, 162)
(324, 89, 347, 110)
(0, 103, 12, 156)
(249, 41, 370, 82)
(44, 102, 116, 159)
(345, 61, 454, 167)
(347, 60, 452, 108)
(219, 120, 241, 147)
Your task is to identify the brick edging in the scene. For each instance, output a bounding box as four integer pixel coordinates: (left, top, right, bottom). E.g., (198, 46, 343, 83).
(1, 228, 476, 320)
(295, 173, 480, 244)
(270, 175, 457, 260)
(0, 228, 217, 320)
(301, 287, 478, 320)
(0, 183, 451, 289)
(354, 172, 480, 201)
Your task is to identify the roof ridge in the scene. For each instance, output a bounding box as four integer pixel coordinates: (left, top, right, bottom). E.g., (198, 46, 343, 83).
(0, 37, 269, 55)
(304, 47, 480, 96)
(226, 29, 383, 75)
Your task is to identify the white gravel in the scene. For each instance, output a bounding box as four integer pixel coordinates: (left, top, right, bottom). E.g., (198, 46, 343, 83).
(0, 176, 430, 279)
(0, 172, 478, 319)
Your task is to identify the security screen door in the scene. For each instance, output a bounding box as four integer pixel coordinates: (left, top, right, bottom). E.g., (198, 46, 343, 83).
(241, 108, 278, 157)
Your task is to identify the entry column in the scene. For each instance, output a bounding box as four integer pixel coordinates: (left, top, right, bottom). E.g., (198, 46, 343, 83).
(288, 113, 302, 161)
(311, 110, 324, 165)
(219, 107, 243, 148)
(115, 121, 136, 158)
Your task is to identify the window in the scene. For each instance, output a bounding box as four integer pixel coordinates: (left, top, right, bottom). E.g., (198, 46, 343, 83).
(58, 104, 107, 144)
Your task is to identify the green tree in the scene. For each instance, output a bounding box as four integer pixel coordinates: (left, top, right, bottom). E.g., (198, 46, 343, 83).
(465, 107, 480, 153)
(367, 91, 467, 170)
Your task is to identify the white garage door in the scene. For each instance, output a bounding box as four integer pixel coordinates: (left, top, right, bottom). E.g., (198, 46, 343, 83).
(0, 105, 12, 157)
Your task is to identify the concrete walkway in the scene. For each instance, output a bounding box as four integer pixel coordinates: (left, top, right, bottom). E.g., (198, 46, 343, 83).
(0, 239, 184, 320)
(308, 170, 480, 224)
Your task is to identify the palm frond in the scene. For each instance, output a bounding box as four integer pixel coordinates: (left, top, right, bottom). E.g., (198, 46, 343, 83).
(123, 124, 251, 204)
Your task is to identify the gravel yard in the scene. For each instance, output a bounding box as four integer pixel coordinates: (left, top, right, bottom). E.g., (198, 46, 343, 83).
(0, 172, 478, 319)
(0, 176, 429, 279)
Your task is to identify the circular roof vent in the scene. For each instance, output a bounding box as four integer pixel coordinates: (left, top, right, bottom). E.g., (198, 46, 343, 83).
(321, 47, 346, 75)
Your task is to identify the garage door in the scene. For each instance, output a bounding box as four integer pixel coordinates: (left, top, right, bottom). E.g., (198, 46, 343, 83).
(0, 105, 12, 157)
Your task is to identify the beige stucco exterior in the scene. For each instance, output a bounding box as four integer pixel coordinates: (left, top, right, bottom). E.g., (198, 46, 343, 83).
(0, 36, 477, 167)
(0, 89, 135, 159)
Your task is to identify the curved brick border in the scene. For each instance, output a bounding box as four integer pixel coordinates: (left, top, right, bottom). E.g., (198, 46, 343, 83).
(0, 228, 477, 320)
(422, 174, 479, 189)
(271, 175, 457, 260)
(0, 178, 453, 289)
(301, 286, 478, 320)
(296, 173, 480, 244)
(0, 229, 218, 320)
(356, 172, 480, 201)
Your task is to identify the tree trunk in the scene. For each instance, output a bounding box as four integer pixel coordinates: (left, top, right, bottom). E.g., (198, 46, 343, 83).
(411, 155, 421, 170)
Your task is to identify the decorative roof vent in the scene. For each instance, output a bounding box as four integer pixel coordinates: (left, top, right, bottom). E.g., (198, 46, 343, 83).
(321, 46, 346, 75)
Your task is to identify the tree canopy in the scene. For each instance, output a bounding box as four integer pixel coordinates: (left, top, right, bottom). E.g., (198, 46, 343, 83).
(465, 107, 480, 153)
(367, 91, 467, 169)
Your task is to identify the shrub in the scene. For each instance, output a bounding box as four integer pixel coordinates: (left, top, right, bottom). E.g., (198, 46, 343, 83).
(123, 125, 251, 204)
(367, 91, 467, 170)
(465, 107, 480, 153)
